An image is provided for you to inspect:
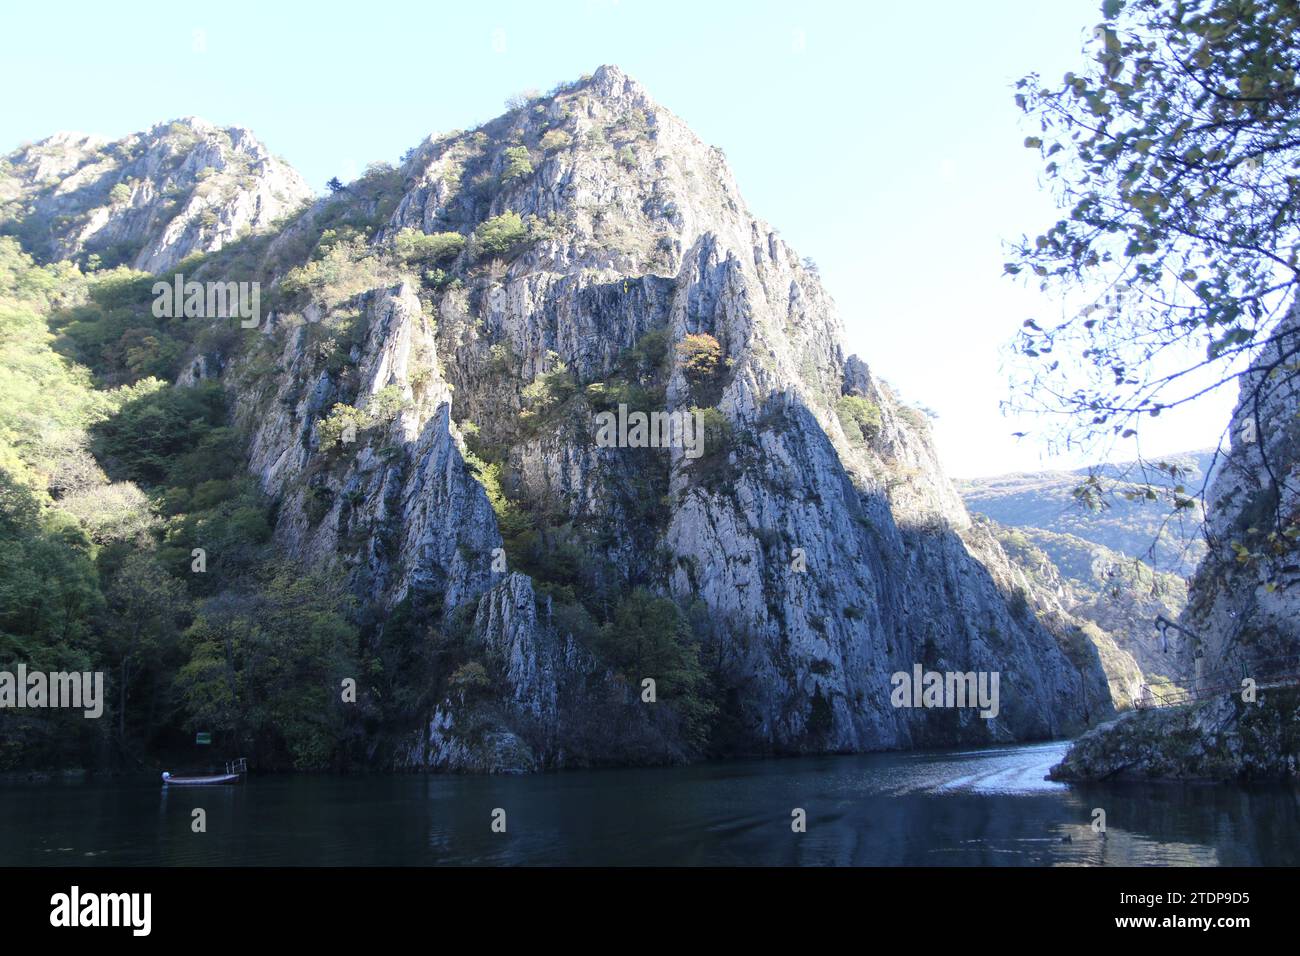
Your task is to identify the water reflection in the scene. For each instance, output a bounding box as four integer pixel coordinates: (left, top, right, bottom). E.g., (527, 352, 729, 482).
(1, 741, 1296, 866)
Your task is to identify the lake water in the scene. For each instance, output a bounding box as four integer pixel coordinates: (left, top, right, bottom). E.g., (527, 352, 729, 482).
(2, 741, 1298, 865)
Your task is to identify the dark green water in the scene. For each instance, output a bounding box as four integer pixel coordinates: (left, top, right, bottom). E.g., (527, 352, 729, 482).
(2, 741, 1298, 865)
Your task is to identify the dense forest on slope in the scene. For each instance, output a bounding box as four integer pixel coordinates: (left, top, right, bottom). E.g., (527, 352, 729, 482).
(0, 236, 363, 770)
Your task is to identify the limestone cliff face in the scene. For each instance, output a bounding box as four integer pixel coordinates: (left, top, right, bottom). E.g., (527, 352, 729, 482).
(1183, 302, 1300, 668)
(1053, 304, 1300, 781)
(0, 119, 312, 272)
(205, 66, 1117, 770)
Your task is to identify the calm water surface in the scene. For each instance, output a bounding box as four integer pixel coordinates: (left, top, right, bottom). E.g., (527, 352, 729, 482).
(2, 741, 1297, 865)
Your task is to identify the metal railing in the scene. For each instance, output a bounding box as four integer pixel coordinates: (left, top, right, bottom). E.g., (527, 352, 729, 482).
(1135, 652, 1300, 710)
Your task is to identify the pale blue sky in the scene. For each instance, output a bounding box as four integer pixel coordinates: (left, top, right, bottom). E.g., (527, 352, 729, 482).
(1, 0, 1234, 477)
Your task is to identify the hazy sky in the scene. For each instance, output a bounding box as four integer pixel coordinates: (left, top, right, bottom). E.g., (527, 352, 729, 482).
(1, 0, 1236, 477)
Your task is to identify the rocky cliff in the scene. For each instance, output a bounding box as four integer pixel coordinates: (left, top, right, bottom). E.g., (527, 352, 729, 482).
(985, 519, 1146, 709)
(1183, 305, 1300, 667)
(0, 118, 312, 272)
(230, 66, 1119, 769)
(8, 66, 1122, 772)
(1052, 303, 1300, 781)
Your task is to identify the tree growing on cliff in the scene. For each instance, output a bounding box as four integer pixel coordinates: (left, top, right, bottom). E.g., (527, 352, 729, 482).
(592, 588, 715, 746)
(472, 211, 528, 259)
(391, 228, 464, 268)
(1009, 0, 1300, 544)
(500, 146, 534, 185)
(675, 333, 724, 382)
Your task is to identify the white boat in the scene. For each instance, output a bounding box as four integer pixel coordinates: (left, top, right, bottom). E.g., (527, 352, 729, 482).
(161, 771, 240, 786)
(161, 757, 247, 786)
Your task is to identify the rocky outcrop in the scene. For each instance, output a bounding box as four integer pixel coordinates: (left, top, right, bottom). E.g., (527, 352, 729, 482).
(0, 118, 312, 272)
(1053, 304, 1300, 781)
(986, 521, 1146, 710)
(205, 66, 1120, 770)
(1183, 305, 1300, 667)
(1049, 688, 1300, 781)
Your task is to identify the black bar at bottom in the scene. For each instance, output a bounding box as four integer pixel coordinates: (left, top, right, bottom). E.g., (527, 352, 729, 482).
(0, 865, 1278, 940)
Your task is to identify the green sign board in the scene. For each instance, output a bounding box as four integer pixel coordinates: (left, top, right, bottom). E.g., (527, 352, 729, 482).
(195, 732, 212, 745)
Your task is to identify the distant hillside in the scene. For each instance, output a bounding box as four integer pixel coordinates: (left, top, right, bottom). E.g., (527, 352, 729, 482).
(989, 522, 1189, 683)
(957, 449, 1218, 578)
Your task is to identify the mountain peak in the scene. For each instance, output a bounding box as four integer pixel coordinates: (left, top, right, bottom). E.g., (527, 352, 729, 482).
(586, 63, 647, 101)
(34, 130, 108, 151)
(1, 117, 312, 271)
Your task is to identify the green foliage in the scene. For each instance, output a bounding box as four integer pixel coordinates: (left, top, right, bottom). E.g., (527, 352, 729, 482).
(449, 660, 491, 698)
(421, 267, 453, 290)
(988, 517, 1188, 677)
(99, 549, 188, 738)
(1011, 0, 1300, 444)
(0, 475, 104, 769)
(590, 588, 715, 743)
(582, 327, 672, 416)
(391, 228, 465, 268)
(629, 327, 669, 372)
(619, 108, 649, 135)
(505, 89, 540, 112)
(312, 310, 368, 377)
(485, 341, 517, 374)
(314, 387, 409, 450)
(0, 243, 192, 764)
(539, 129, 572, 152)
(835, 395, 882, 445)
(0, 242, 113, 483)
(0, 472, 102, 651)
(523, 212, 560, 245)
(280, 234, 395, 309)
(472, 210, 528, 259)
(52, 265, 193, 385)
(316, 403, 367, 449)
(366, 590, 446, 727)
(0, 233, 350, 772)
(519, 351, 577, 429)
(159, 480, 273, 585)
(464, 448, 533, 541)
(691, 405, 732, 461)
(367, 384, 409, 422)
(896, 404, 929, 432)
(90, 378, 226, 485)
(176, 569, 359, 770)
(501, 146, 534, 185)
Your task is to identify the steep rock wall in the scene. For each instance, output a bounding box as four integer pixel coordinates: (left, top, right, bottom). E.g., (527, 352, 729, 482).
(217, 66, 1116, 769)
